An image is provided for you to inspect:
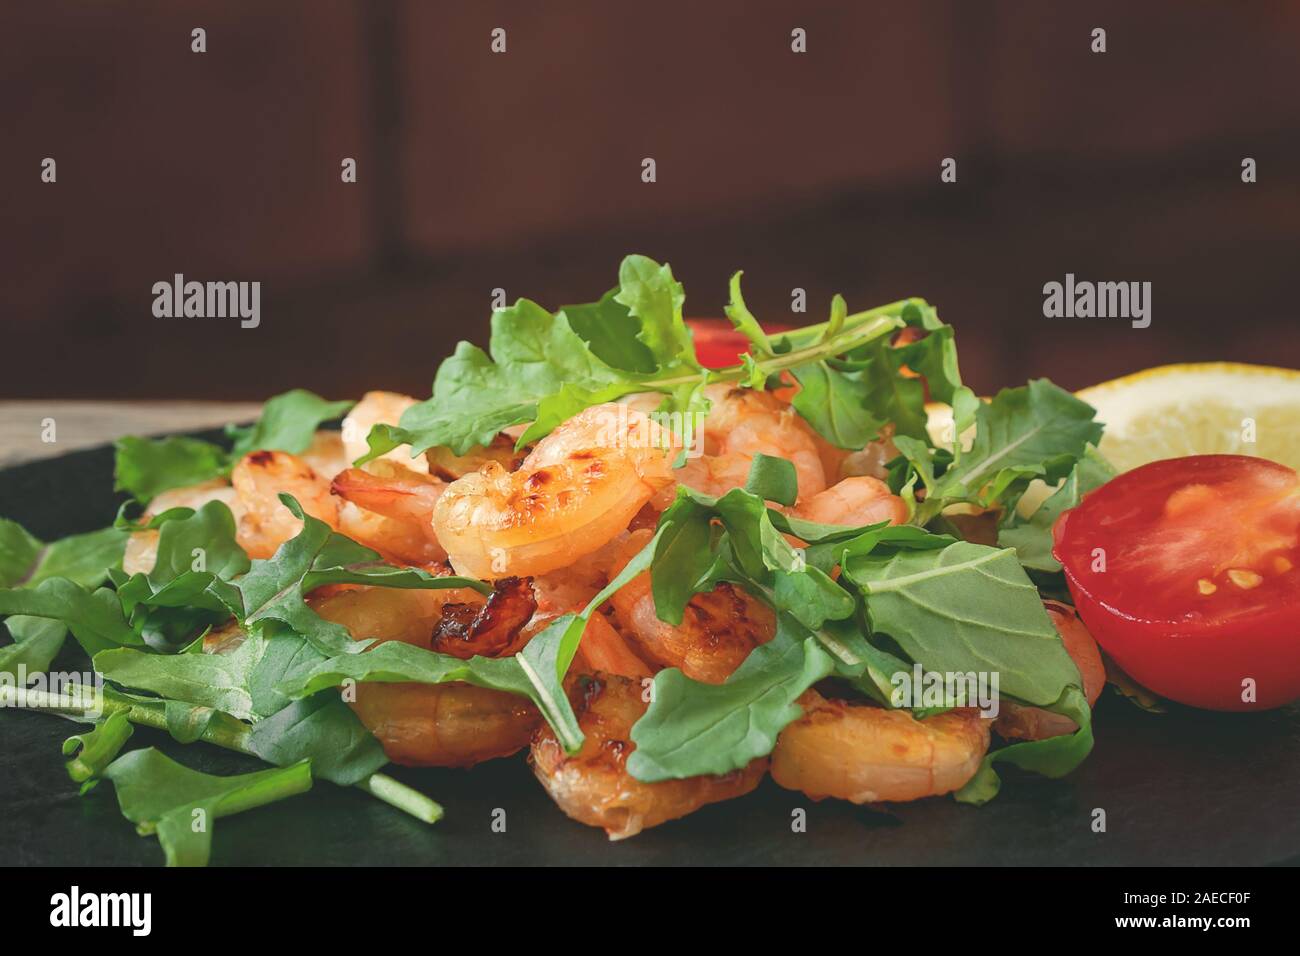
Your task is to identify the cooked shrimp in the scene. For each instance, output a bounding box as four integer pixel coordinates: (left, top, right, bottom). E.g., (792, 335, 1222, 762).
(530, 673, 767, 840)
(230, 450, 339, 558)
(426, 434, 524, 481)
(571, 613, 654, 680)
(299, 429, 352, 479)
(429, 576, 537, 659)
(994, 600, 1105, 741)
(330, 460, 448, 563)
(341, 390, 429, 473)
(698, 385, 827, 499)
(608, 530, 776, 684)
(791, 476, 908, 528)
(122, 479, 244, 575)
(770, 689, 991, 803)
(433, 403, 677, 579)
(310, 586, 541, 768)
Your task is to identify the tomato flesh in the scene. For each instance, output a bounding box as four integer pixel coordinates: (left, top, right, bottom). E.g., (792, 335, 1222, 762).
(1053, 454, 1300, 710)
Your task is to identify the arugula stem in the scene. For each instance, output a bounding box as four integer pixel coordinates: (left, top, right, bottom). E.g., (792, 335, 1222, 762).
(0, 683, 441, 826)
(645, 309, 908, 390)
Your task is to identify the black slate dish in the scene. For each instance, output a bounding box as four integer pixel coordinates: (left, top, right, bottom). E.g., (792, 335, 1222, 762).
(2, 440, 1298, 866)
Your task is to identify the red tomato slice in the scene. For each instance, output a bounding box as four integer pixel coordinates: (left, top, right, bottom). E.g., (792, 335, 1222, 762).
(1053, 454, 1300, 710)
(686, 319, 793, 369)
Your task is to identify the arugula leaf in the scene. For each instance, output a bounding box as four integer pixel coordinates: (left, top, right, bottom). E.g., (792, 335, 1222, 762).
(114, 389, 351, 503)
(113, 436, 229, 504)
(902, 379, 1103, 525)
(219, 494, 487, 657)
(628, 618, 835, 781)
(560, 288, 657, 373)
(999, 446, 1115, 572)
(742, 453, 798, 506)
(101, 748, 312, 866)
(723, 270, 774, 356)
(0, 578, 141, 656)
(613, 255, 701, 375)
(0, 616, 68, 677)
(246, 694, 387, 787)
(226, 389, 353, 459)
(844, 540, 1080, 707)
(0, 518, 127, 590)
(361, 256, 911, 461)
(955, 686, 1094, 805)
(94, 635, 264, 720)
(63, 711, 134, 792)
(277, 619, 584, 753)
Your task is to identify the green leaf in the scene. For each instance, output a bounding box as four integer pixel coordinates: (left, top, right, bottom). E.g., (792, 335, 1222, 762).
(613, 255, 700, 374)
(743, 453, 798, 506)
(226, 494, 487, 657)
(0, 518, 127, 589)
(114, 389, 350, 503)
(0, 616, 69, 677)
(789, 362, 888, 450)
(0, 578, 141, 656)
(844, 540, 1081, 707)
(1000, 446, 1116, 572)
(246, 694, 387, 786)
(101, 748, 312, 866)
(560, 288, 658, 373)
(627, 618, 835, 781)
(723, 271, 773, 356)
(278, 620, 584, 753)
(956, 686, 1094, 804)
(905, 379, 1103, 523)
(63, 711, 135, 791)
(94, 635, 265, 720)
(226, 389, 353, 459)
(113, 435, 228, 504)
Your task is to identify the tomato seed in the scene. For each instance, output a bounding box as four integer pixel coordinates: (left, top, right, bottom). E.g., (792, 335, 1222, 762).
(1227, 569, 1264, 590)
(1197, 578, 1217, 595)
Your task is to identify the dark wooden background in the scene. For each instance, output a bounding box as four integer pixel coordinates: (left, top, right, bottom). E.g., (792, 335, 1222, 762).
(2, 1, 1298, 401)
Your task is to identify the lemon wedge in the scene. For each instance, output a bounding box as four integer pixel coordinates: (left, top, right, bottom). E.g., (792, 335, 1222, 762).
(1076, 363, 1300, 473)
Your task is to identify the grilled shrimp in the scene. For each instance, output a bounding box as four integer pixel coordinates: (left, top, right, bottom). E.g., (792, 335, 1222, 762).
(341, 390, 429, 473)
(298, 430, 352, 479)
(230, 450, 339, 558)
(791, 476, 909, 528)
(433, 404, 677, 579)
(311, 585, 541, 768)
(530, 673, 767, 840)
(607, 531, 776, 684)
(771, 690, 991, 803)
(330, 460, 448, 563)
(122, 479, 244, 575)
(994, 601, 1105, 741)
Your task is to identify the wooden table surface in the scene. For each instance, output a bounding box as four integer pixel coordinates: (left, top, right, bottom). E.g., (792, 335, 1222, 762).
(0, 401, 262, 469)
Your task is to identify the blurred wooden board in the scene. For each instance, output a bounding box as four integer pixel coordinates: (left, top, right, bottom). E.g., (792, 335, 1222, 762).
(0, 401, 261, 468)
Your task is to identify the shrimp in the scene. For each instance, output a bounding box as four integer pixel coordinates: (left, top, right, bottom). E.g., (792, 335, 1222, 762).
(427, 434, 524, 482)
(330, 460, 448, 563)
(790, 476, 909, 528)
(433, 403, 677, 579)
(230, 450, 339, 558)
(696, 385, 827, 500)
(994, 600, 1105, 741)
(530, 673, 767, 840)
(122, 479, 244, 575)
(607, 531, 776, 684)
(770, 689, 991, 803)
(310, 585, 541, 768)
(299, 429, 352, 479)
(571, 613, 654, 680)
(341, 391, 429, 473)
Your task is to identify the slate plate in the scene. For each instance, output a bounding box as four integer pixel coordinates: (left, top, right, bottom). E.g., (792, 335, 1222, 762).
(2, 442, 1298, 866)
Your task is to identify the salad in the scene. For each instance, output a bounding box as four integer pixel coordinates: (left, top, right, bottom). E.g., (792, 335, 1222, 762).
(1, 254, 1293, 864)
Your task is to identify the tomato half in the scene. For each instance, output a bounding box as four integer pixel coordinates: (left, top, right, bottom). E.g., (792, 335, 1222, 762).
(1053, 454, 1300, 710)
(686, 319, 793, 369)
